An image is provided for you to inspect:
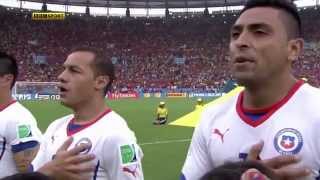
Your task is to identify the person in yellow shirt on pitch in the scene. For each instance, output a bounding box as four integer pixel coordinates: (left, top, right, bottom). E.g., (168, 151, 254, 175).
(153, 101, 168, 125)
(195, 98, 204, 110)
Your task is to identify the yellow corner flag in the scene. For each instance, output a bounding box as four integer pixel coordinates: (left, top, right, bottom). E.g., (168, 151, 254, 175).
(169, 87, 243, 127)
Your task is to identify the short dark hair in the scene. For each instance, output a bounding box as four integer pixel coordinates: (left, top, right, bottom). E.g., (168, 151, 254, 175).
(0, 172, 52, 180)
(240, 0, 302, 39)
(69, 47, 115, 96)
(200, 161, 277, 180)
(0, 52, 18, 89)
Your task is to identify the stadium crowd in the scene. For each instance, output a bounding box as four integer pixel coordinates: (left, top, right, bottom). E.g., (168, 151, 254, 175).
(0, 6, 319, 92)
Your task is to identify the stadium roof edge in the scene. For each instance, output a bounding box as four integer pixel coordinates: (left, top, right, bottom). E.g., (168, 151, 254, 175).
(23, 0, 249, 9)
(1, 0, 316, 16)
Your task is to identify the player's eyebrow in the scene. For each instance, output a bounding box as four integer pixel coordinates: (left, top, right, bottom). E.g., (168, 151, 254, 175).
(231, 24, 242, 32)
(247, 23, 272, 31)
(231, 22, 271, 32)
(63, 63, 83, 72)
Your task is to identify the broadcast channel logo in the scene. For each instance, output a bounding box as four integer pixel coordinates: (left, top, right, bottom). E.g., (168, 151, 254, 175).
(32, 12, 65, 20)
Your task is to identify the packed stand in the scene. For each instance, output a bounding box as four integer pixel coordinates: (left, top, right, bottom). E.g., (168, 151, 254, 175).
(0, 6, 319, 93)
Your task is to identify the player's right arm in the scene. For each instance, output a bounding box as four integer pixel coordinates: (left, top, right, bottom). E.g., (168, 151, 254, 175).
(247, 141, 311, 179)
(37, 137, 96, 180)
(180, 113, 213, 180)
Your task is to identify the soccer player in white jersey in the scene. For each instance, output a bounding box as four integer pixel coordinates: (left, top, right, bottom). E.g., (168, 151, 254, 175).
(32, 47, 144, 180)
(0, 52, 42, 178)
(181, 0, 320, 179)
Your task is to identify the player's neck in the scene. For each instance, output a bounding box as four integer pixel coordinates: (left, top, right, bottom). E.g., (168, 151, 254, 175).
(72, 97, 108, 124)
(243, 76, 298, 109)
(0, 90, 13, 107)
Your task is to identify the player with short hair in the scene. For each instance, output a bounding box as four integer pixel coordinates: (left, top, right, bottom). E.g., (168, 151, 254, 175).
(181, 0, 320, 179)
(154, 101, 168, 125)
(32, 47, 144, 180)
(0, 52, 42, 178)
(200, 161, 277, 180)
(0, 172, 52, 180)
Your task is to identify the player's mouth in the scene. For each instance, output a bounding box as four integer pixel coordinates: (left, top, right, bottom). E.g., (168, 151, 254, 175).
(58, 86, 69, 97)
(232, 56, 256, 69)
(234, 56, 255, 64)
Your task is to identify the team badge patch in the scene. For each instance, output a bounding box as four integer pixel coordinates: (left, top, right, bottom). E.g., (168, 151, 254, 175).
(75, 137, 92, 154)
(274, 128, 303, 155)
(120, 144, 137, 165)
(17, 124, 32, 139)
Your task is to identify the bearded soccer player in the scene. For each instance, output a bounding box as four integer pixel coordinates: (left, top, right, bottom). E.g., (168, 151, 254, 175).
(32, 47, 144, 180)
(181, 0, 320, 179)
(0, 52, 42, 178)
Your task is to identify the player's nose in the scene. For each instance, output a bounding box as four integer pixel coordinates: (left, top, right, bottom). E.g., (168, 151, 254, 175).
(234, 31, 250, 50)
(58, 70, 68, 83)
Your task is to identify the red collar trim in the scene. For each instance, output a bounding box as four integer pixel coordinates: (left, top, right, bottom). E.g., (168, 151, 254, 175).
(67, 108, 112, 136)
(236, 80, 304, 127)
(0, 99, 17, 111)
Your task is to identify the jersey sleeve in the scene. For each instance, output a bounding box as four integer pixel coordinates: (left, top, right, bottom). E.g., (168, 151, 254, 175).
(180, 111, 213, 180)
(102, 131, 144, 180)
(6, 114, 42, 149)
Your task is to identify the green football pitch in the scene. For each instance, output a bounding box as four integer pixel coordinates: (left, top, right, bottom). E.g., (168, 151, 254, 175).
(21, 97, 215, 180)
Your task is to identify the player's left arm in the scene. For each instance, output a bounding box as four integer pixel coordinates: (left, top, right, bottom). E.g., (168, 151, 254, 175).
(102, 133, 144, 180)
(12, 143, 40, 172)
(7, 120, 43, 173)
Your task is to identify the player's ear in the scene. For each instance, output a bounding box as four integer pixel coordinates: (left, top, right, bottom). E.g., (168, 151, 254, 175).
(95, 75, 109, 92)
(0, 74, 14, 88)
(287, 38, 304, 63)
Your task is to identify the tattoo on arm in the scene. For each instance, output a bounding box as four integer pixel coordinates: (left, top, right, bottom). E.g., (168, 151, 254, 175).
(13, 145, 40, 172)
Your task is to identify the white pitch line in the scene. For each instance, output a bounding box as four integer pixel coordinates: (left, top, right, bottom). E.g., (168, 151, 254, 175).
(139, 139, 191, 146)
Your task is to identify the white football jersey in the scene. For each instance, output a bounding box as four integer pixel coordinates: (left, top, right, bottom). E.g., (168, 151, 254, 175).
(32, 109, 144, 180)
(181, 82, 320, 180)
(0, 100, 42, 178)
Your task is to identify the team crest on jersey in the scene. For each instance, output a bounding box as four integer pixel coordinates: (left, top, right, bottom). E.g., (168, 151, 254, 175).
(75, 137, 92, 154)
(273, 128, 303, 155)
